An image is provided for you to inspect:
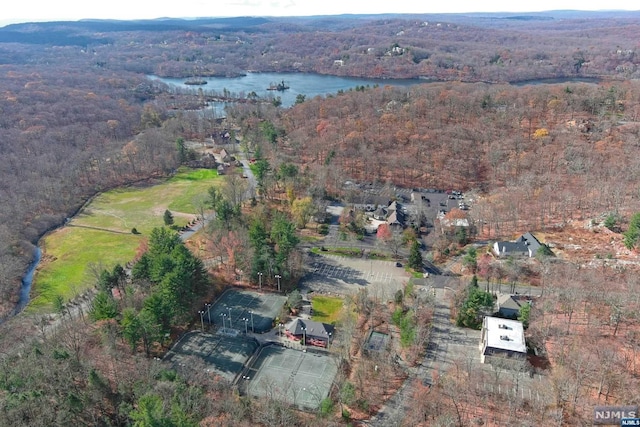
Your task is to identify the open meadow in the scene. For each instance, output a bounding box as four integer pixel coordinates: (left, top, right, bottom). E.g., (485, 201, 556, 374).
(30, 168, 220, 311)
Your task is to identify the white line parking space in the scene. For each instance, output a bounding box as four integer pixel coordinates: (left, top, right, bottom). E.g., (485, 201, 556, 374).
(301, 253, 408, 300)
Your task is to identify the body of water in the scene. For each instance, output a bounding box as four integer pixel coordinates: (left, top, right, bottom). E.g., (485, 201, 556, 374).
(150, 72, 602, 116)
(149, 72, 421, 109)
(14, 246, 41, 316)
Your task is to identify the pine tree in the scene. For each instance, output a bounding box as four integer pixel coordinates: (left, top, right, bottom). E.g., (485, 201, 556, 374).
(163, 209, 174, 226)
(408, 240, 423, 271)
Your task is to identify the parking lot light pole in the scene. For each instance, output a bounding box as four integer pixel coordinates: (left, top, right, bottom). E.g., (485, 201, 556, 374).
(220, 313, 226, 329)
(302, 327, 307, 347)
(275, 274, 282, 292)
(198, 310, 205, 332)
(258, 272, 263, 291)
(249, 310, 254, 333)
(206, 303, 212, 324)
(227, 307, 232, 327)
(242, 318, 248, 334)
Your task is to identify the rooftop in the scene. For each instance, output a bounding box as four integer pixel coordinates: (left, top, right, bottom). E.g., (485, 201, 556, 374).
(497, 294, 523, 311)
(287, 318, 334, 340)
(483, 316, 526, 354)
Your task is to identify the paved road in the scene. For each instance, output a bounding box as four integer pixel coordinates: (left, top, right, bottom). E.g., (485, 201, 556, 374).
(369, 287, 459, 426)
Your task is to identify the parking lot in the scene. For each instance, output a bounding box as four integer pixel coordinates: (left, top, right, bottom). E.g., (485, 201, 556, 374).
(300, 253, 407, 301)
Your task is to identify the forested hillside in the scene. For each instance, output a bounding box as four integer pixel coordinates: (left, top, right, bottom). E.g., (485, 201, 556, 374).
(1, 12, 640, 426)
(0, 52, 181, 318)
(2, 9, 640, 319)
(248, 80, 640, 235)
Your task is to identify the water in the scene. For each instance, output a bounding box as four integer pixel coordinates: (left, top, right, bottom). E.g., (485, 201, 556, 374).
(149, 72, 421, 109)
(14, 246, 41, 315)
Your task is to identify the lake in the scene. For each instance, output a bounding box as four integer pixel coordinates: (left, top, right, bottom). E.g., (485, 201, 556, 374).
(150, 72, 602, 116)
(149, 72, 422, 110)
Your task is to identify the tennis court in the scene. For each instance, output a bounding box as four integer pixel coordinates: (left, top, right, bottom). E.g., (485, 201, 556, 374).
(364, 330, 389, 352)
(240, 345, 338, 410)
(164, 331, 259, 382)
(205, 289, 287, 333)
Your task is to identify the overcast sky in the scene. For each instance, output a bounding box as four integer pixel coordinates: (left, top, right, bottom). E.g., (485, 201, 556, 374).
(1, 0, 638, 27)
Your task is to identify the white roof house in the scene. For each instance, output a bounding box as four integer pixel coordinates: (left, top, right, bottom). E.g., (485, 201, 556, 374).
(479, 317, 527, 364)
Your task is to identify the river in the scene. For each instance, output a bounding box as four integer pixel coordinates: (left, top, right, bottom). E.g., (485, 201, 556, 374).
(13, 246, 41, 316)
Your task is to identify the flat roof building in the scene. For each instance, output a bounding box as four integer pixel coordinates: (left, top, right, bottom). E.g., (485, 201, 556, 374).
(479, 317, 527, 365)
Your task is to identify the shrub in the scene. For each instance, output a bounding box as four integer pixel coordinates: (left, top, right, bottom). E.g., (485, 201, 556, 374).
(342, 408, 351, 420)
(604, 214, 618, 231)
(319, 397, 334, 417)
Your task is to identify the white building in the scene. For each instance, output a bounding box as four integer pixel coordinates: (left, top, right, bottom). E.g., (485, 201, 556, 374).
(479, 317, 527, 365)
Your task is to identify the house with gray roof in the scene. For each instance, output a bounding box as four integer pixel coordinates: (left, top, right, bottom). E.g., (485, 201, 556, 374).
(496, 294, 525, 318)
(386, 210, 405, 227)
(285, 319, 334, 348)
(493, 232, 543, 258)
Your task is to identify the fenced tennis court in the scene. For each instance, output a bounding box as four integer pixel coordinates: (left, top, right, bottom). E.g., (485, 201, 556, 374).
(240, 345, 338, 410)
(164, 331, 259, 382)
(205, 289, 287, 333)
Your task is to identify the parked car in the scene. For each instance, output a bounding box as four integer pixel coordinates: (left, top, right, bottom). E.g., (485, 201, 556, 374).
(395, 262, 403, 267)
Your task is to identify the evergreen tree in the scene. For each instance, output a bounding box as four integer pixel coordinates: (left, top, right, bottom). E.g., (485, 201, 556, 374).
(623, 212, 640, 250)
(163, 209, 174, 226)
(408, 240, 423, 271)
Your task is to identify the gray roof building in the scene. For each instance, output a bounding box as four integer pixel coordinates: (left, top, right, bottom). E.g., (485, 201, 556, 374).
(493, 232, 543, 258)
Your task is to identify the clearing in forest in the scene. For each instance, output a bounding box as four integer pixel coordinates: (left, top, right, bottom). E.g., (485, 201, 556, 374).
(31, 168, 220, 311)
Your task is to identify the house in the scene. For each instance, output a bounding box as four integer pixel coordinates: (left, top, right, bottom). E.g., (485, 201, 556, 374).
(386, 210, 405, 227)
(285, 319, 334, 348)
(493, 232, 542, 258)
(496, 294, 525, 318)
(479, 317, 527, 365)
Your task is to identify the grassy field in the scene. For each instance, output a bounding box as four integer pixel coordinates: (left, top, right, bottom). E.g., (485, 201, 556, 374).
(311, 295, 344, 325)
(72, 168, 219, 234)
(31, 168, 220, 311)
(31, 229, 141, 310)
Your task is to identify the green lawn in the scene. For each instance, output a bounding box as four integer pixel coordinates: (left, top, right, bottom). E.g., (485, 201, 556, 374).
(31, 228, 142, 310)
(311, 295, 344, 325)
(72, 168, 220, 234)
(31, 168, 220, 311)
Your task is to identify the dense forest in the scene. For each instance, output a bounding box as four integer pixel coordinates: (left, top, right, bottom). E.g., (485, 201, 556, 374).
(1, 12, 640, 425)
